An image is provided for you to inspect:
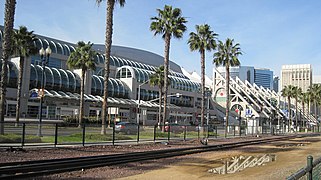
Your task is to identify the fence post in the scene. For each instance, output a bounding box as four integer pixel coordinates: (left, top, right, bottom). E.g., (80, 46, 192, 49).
(153, 125, 156, 143)
(54, 123, 58, 147)
(239, 125, 242, 137)
(112, 124, 115, 146)
(307, 155, 313, 180)
(184, 126, 186, 141)
(137, 124, 140, 143)
(197, 125, 200, 140)
(82, 124, 86, 147)
(167, 126, 170, 142)
(233, 126, 236, 137)
(252, 125, 254, 136)
(215, 126, 218, 138)
(207, 125, 209, 138)
(21, 123, 25, 147)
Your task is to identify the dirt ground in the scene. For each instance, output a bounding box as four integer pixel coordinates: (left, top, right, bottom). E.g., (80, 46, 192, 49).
(118, 136, 321, 180)
(3, 135, 321, 179)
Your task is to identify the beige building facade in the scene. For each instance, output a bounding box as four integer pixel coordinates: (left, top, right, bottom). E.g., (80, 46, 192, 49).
(281, 64, 312, 92)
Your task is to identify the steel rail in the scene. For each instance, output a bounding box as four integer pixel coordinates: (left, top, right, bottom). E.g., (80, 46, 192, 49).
(0, 133, 318, 179)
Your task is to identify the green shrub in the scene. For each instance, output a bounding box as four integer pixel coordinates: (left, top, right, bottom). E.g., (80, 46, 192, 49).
(0, 134, 42, 143)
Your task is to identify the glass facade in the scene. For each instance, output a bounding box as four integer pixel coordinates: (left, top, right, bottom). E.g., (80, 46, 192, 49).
(91, 75, 129, 98)
(115, 66, 200, 93)
(0, 61, 18, 88)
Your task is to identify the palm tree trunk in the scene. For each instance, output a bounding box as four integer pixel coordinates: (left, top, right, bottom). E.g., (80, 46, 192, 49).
(158, 87, 162, 126)
(225, 65, 230, 138)
(79, 69, 85, 128)
(163, 33, 171, 125)
(15, 56, 24, 125)
(200, 49, 205, 128)
(302, 102, 305, 129)
(101, 0, 115, 135)
(288, 96, 291, 132)
(314, 102, 317, 120)
(295, 98, 298, 131)
(0, 0, 16, 135)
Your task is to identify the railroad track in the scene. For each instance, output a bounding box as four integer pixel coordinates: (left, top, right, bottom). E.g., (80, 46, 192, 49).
(0, 133, 318, 179)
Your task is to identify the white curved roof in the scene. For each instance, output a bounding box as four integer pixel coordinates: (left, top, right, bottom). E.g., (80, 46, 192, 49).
(181, 67, 212, 88)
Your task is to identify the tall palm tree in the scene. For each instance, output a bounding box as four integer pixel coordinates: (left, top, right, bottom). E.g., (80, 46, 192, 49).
(292, 86, 302, 131)
(300, 92, 309, 130)
(307, 84, 320, 120)
(281, 85, 294, 132)
(149, 65, 170, 130)
(96, 0, 126, 134)
(0, 0, 16, 135)
(213, 38, 242, 138)
(188, 24, 217, 127)
(67, 41, 96, 127)
(149, 65, 165, 126)
(150, 5, 187, 124)
(11, 26, 37, 125)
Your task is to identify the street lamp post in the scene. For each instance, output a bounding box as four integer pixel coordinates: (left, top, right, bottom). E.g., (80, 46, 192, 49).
(137, 80, 150, 125)
(37, 47, 51, 137)
(206, 91, 210, 126)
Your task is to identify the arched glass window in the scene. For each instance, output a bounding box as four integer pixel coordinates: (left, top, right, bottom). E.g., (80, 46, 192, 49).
(59, 69, 69, 91)
(52, 68, 61, 90)
(110, 79, 120, 97)
(0, 30, 2, 42)
(107, 78, 114, 97)
(117, 57, 124, 66)
(113, 56, 120, 67)
(49, 41, 57, 54)
(74, 73, 81, 93)
(29, 64, 38, 89)
(35, 39, 43, 50)
(56, 42, 64, 55)
(63, 44, 71, 56)
(94, 55, 99, 64)
(132, 61, 138, 68)
(138, 69, 146, 82)
(116, 79, 126, 98)
(93, 75, 103, 95)
(44, 66, 54, 90)
(109, 56, 116, 66)
(42, 39, 50, 49)
(91, 76, 97, 95)
(69, 45, 76, 54)
(7, 62, 18, 88)
(127, 60, 133, 67)
(98, 54, 104, 64)
(66, 70, 76, 91)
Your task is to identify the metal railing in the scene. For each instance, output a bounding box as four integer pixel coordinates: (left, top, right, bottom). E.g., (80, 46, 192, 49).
(287, 155, 321, 180)
(0, 121, 311, 148)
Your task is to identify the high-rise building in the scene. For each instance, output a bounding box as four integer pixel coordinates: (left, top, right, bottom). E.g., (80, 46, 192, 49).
(281, 64, 312, 92)
(273, 76, 279, 92)
(215, 66, 273, 90)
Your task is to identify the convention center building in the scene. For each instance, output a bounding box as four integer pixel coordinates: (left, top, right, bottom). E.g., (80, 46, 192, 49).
(0, 26, 224, 125)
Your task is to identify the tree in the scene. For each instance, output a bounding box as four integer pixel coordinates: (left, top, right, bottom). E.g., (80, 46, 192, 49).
(149, 65, 170, 129)
(281, 85, 294, 132)
(67, 41, 96, 127)
(0, 0, 16, 135)
(307, 84, 320, 121)
(300, 92, 309, 130)
(150, 5, 187, 124)
(11, 26, 37, 125)
(291, 86, 302, 131)
(213, 38, 242, 138)
(188, 24, 217, 128)
(96, 0, 126, 134)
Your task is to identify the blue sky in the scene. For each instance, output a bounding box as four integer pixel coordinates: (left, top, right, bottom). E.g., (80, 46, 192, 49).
(1, 0, 321, 77)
